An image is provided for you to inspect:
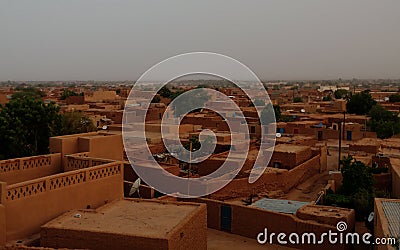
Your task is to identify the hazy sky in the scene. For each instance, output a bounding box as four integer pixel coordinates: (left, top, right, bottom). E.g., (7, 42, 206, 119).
(1, 0, 399, 81)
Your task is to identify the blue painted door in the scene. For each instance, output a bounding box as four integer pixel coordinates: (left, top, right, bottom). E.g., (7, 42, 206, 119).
(347, 131, 352, 141)
(221, 205, 232, 232)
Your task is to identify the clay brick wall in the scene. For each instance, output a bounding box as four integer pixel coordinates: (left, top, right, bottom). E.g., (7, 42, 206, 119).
(211, 155, 320, 200)
(191, 198, 351, 250)
(0, 94, 8, 105)
(64, 154, 113, 172)
(268, 147, 312, 169)
(181, 116, 229, 132)
(0, 204, 5, 246)
(41, 228, 168, 250)
(50, 133, 124, 163)
(145, 106, 166, 122)
(84, 91, 117, 102)
(49, 132, 98, 167)
(198, 159, 225, 176)
(372, 156, 391, 168)
(0, 154, 62, 185)
(391, 166, 400, 198)
(278, 125, 341, 141)
(373, 173, 391, 191)
(167, 203, 207, 250)
(1, 162, 124, 242)
(296, 206, 355, 228)
(40, 200, 206, 250)
(349, 144, 379, 154)
(65, 95, 84, 105)
(124, 162, 139, 182)
(78, 134, 123, 161)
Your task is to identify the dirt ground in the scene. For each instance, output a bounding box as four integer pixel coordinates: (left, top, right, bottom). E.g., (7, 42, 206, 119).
(282, 148, 347, 202)
(207, 228, 296, 250)
(282, 170, 330, 202)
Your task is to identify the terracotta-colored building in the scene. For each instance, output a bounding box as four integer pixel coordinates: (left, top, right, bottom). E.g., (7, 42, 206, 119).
(268, 144, 312, 170)
(41, 199, 207, 250)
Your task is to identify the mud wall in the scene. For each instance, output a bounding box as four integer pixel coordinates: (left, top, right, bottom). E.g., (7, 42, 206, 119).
(211, 155, 321, 200)
(192, 198, 351, 250)
(1, 162, 124, 242)
(0, 154, 62, 185)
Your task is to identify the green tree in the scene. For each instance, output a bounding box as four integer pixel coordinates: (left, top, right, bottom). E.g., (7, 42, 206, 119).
(389, 94, 400, 103)
(346, 90, 376, 115)
(0, 96, 62, 159)
(260, 104, 281, 125)
(368, 104, 400, 139)
(11, 87, 46, 100)
(322, 94, 332, 101)
(334, 89, 349, 99)
(61, 112, 97, 135)
(158, 86, 183, 100)
(60, 89, 82, 100)
(159, 86, 173, 98)
(340, 156, 374, 195)
(172, 89, 209, 117)
(273, 105, 282, 122)
(293, 96, 303, 103)
(250, 99, 265, 107)
(184, 135, 202, 152)
(151, 95, 161, 103)
(325, 156, 375, 220)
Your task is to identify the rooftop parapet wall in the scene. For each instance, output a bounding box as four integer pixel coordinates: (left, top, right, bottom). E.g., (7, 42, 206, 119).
(50, 132, 124, 167)
(210, 155, 321, 200)
(40, 199, 207, 250)
(0, 154, 62, 185)
(188, 198, 354, 250)
(64, 153, 114, 172)
(0, 161, 124, 243)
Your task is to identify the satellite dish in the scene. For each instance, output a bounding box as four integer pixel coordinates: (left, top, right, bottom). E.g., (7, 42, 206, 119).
(300, 109, 306, 113)
(102, 125, 108, 130)
(367, 212, 374, 223)
(129, 178, 141, 197)
(276, 133, 282, 138)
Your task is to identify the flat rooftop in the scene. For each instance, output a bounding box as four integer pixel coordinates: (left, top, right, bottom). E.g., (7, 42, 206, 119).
(381, 138, 400, 149)
(42, 199, 203, 238)
(252, 198, 309, 214)
(273, 144, 310, 153)
(276, 135, 315, 144)
(297, 205, 353, 218)
(349, 138, 379, 146)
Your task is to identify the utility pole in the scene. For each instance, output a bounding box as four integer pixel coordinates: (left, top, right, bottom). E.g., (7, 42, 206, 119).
(338, 121, 342, 171)
(187, 142, 192, 196)
(189, 142, 192, 179)
(342, 111, 346, 140)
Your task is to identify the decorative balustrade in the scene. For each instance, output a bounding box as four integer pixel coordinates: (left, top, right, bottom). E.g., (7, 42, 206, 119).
(4, 162, 122, 202)
(65, 154, 114, 171)
(6, 179, 46, 201)
(48, 171, 86, 191)
(22, 155, 51, 169)
(91, 159, 113, 167)
(65, 157, 90, 170)
(66, 152, 90, 158)
(88, 162, 121, 181)
(0, 159, 20, 173)
(0, 155, 52, 174)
